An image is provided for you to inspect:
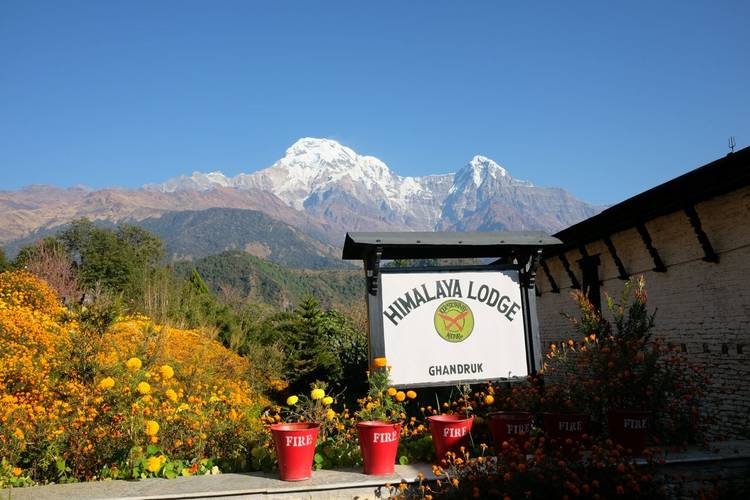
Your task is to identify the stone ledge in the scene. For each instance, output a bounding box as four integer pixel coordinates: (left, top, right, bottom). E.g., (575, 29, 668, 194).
(4, 441, 750, 500)
(3, 464, 437, 500)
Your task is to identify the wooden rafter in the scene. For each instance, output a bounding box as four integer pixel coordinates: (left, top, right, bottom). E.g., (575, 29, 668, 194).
(684, 205, 719, 263)
(636, 224, 667, 272)
(559, 253, 580, 289)
(603, 236, 629, 280)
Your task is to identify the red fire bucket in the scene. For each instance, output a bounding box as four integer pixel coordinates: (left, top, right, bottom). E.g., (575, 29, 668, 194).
(542, 412, 590, 445)
(607, 409, 650, 454)
(357, 421, 401, 475)
(269, 422, 320, 481)
(488, 411, 533, 448)
(427, 414, 474, 461)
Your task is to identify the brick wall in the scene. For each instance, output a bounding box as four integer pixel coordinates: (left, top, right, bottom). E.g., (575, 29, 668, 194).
(536, 184, 750, 438)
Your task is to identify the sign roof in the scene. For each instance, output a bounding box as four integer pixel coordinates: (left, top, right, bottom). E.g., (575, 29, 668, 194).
(342, 231, 561, 260)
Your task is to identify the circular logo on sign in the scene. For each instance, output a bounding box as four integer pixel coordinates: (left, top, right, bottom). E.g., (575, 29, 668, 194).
(434, 300, 474, 343)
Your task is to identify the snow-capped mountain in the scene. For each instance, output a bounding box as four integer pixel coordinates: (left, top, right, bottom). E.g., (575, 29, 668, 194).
(1, 138, 600, 258)
(145, 137, 599, 237)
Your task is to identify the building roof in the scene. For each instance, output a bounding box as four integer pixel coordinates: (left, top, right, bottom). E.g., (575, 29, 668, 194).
(342, 231, 561, 260)
(550, 146, 750, 253)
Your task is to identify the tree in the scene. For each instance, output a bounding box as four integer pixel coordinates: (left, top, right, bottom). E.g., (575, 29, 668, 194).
(15, 239, 79, 304)
(0, 248, 8, 272)
(319, 309, 369, 394)
(57, 219, 164, 302)
(175, 269, 243, 350)
(265, 296, 368, 394)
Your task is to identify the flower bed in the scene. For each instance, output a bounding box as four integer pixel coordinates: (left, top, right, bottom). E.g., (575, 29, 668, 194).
(0, 271, 268, 486)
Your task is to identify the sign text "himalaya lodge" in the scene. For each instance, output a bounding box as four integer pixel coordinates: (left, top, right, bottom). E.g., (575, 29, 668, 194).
(383, 279, 521, 327)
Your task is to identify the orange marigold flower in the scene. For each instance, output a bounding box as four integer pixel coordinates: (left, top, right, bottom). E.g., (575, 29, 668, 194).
(126, 357, 142, 370)
(395, 391, 406, 402)
(484, 395, 494, 405)
(387, 387, 397, 396)
(159, 364, 174, 380)
(406, 390, 417, 400)
(165, 389, 178, 402)
(146, 455, 164, 473)
(12, 467, 22, 477)
(372, 357, 388, 368)
(145, 420, 160, 436)
(98, 376, 115, 390)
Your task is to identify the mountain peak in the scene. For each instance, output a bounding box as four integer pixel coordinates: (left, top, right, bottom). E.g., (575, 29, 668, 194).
(452, 155, 512, 188)
(283, 137, 357, 166)
(468, 155, 509, 177)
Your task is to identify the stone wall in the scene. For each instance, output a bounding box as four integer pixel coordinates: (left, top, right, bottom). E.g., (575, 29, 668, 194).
(536, 184, 750, 438)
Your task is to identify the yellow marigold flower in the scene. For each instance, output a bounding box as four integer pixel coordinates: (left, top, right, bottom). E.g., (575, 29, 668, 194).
(13, 428, 24, 440)
(165, 389, 178, 402)
(12, 467, 22, 477)
(322, 396, 333, 405)
(98, 376, 115, 390)
(286, 395, 299, 405)
(484, 395, 495, 405)
(137, 382, 151, 395)
(310, 388, 325, 400)
(126, 357, 142, 370)
(406, 390, 417, 400)
(326, 408, 336, 421)
(146, 456, 163, 473)
(387, 387, 397, 397)
(145, 420, 160, 436)
(159, 364, 174, 380)
(372, 357, 388, 368)
(395, 391, 406, 402)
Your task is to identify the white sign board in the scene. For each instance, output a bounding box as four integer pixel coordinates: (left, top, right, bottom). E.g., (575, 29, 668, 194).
(380, 269, 529, 387)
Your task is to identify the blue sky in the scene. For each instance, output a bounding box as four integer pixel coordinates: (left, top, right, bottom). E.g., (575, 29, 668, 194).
(1, 1, 748, 205)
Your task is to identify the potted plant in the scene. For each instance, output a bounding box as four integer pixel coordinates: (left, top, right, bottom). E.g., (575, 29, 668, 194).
(427, 384, 475, 461)
(355, 358, 405, 475)
(539, 341, 592, 447)
(487, 379, 538, 448)
(270, 382, 335, 480)
(567, 278, 658, 454)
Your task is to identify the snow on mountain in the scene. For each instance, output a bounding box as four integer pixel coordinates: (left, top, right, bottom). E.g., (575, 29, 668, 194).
(145, 171, 232, 192)
(144, 137, 598, 236)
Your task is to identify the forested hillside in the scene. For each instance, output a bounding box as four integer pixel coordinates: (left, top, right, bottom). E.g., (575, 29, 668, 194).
(174, 251, 363, 310)
(137, 208, 346, 268)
